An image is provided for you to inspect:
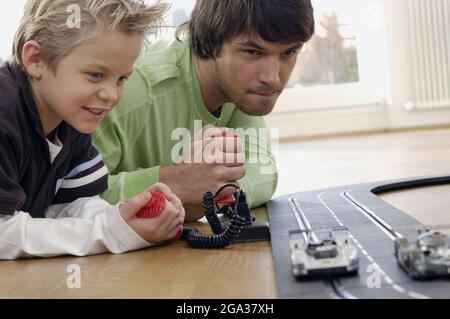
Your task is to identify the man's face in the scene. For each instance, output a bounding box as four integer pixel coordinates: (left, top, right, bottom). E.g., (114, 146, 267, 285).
(213, 34, 302, 116)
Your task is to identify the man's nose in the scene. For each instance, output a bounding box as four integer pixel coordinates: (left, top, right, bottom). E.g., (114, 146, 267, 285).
(258, 57, 281, 87)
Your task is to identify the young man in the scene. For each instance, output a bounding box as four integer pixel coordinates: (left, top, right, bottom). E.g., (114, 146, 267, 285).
(93, 0, 315, 220)
(0, 0, 184, 260)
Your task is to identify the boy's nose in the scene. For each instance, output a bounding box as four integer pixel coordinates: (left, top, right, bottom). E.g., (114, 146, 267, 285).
(98, 85, 119, 103)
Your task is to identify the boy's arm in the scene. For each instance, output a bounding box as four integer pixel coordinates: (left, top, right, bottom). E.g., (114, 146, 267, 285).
(0, 196, 150, 260)
(0, 131, 150, 260)
(226, 109, 279, 208)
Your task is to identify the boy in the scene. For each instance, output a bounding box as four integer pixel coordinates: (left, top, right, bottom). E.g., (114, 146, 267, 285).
(0, 0, 184, 260)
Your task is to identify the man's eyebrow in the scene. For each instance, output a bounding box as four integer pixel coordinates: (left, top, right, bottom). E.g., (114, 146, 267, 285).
(236, 41, 304, 52)
(236, 40, 266, 51)
(289, 43, 304, 50)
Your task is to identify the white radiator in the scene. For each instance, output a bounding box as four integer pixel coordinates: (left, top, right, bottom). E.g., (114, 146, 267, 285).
(405, 0, 450, 111)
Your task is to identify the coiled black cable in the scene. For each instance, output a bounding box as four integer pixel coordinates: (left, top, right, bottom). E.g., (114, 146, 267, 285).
(203, 191, 224, 235)
(183, 214, 245, 249)
(218, 204, 235, 219)
(184, 184, 247, 248)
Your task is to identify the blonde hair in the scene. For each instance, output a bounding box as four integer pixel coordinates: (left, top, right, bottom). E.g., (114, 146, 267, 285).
(12, 0, 169, 70)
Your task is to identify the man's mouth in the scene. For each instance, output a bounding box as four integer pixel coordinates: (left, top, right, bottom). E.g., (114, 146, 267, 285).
(251, 91, 279, 97)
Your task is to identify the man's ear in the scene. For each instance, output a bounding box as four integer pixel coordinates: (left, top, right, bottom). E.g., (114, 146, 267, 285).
(22, 41, 46, 79)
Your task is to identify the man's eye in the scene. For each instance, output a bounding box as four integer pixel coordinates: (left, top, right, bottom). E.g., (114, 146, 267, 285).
(88, 72, 104, 80)
(244, 50, 261, 57)
(283, 50, 298, 58)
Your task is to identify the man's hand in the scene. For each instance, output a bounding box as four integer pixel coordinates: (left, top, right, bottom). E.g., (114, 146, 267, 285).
(160, 163, 245, 202)
(160, 125, 246, 219)
(182, 125, 245, 165)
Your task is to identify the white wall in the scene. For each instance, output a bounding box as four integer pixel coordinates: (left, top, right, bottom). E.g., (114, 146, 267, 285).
(384, 0, 450, 129)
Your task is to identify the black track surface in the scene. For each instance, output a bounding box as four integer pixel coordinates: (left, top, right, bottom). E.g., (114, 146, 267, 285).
(267, 175, 450, 299)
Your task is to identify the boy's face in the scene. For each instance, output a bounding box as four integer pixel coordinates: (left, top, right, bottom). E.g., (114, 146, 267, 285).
(31, 30, 143, 135)
(213, 34, 302, 116)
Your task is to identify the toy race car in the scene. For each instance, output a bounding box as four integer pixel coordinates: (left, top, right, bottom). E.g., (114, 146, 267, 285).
(395, 230, 450, 279)
(289, 227, 359, 278)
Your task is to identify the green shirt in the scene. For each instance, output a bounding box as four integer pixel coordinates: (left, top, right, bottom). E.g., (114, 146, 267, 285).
(92, 37, 278, 208)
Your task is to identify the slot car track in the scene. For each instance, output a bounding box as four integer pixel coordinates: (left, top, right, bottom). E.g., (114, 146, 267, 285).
(267, 175, 450, 299)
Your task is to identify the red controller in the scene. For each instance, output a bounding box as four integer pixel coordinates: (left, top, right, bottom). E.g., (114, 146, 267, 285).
(137, 191, 183, 241)
(216, 132, 239, 205)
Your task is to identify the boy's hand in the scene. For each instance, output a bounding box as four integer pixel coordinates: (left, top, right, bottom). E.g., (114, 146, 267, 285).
(120, 186, 185, 244)
(146, 183, 185, 218)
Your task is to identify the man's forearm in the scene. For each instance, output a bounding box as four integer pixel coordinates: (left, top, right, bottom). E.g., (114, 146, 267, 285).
(239, 160, 278, 208)
(159, 165, 191, 204)
(183, 204, 205, 221)
(101, 167, 160, 204)
(160, 166, 204, 221)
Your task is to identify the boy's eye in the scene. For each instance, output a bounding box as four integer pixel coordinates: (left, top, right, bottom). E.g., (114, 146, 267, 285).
(88, 72, 104, 80)
(118, 76, 128, 85)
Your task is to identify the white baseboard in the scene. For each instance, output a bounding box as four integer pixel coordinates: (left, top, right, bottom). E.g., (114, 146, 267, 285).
(265, 104, 389, 139)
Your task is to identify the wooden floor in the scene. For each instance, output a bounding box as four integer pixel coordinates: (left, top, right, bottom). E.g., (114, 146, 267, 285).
(1, 128, 450, 298)
(0, 207, 274, 299)
(276, 128, 450, 226)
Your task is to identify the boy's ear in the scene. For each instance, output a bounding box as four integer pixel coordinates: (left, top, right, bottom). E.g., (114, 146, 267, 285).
(22, 41, 46, 79)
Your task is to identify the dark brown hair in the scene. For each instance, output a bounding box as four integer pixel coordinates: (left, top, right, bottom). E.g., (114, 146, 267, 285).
(177, 0, 315, 59)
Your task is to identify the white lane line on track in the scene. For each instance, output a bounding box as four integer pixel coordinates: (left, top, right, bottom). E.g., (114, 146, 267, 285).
(408, 291, 430, 299)
(317, 192, 430, 299)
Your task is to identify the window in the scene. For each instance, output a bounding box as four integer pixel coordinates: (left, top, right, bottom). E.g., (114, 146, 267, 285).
(147, 0, 194, 40)
(274, 0, 389, 115)
(164, 0, 195, 27)
(0, 1, 26, 61)
(288, 0, 360, 88)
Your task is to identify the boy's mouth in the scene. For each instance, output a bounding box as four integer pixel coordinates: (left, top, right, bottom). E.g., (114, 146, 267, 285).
(83, 107, 106, 115)
(83, 107, 105, 115)
(82, 107, 108, 120)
